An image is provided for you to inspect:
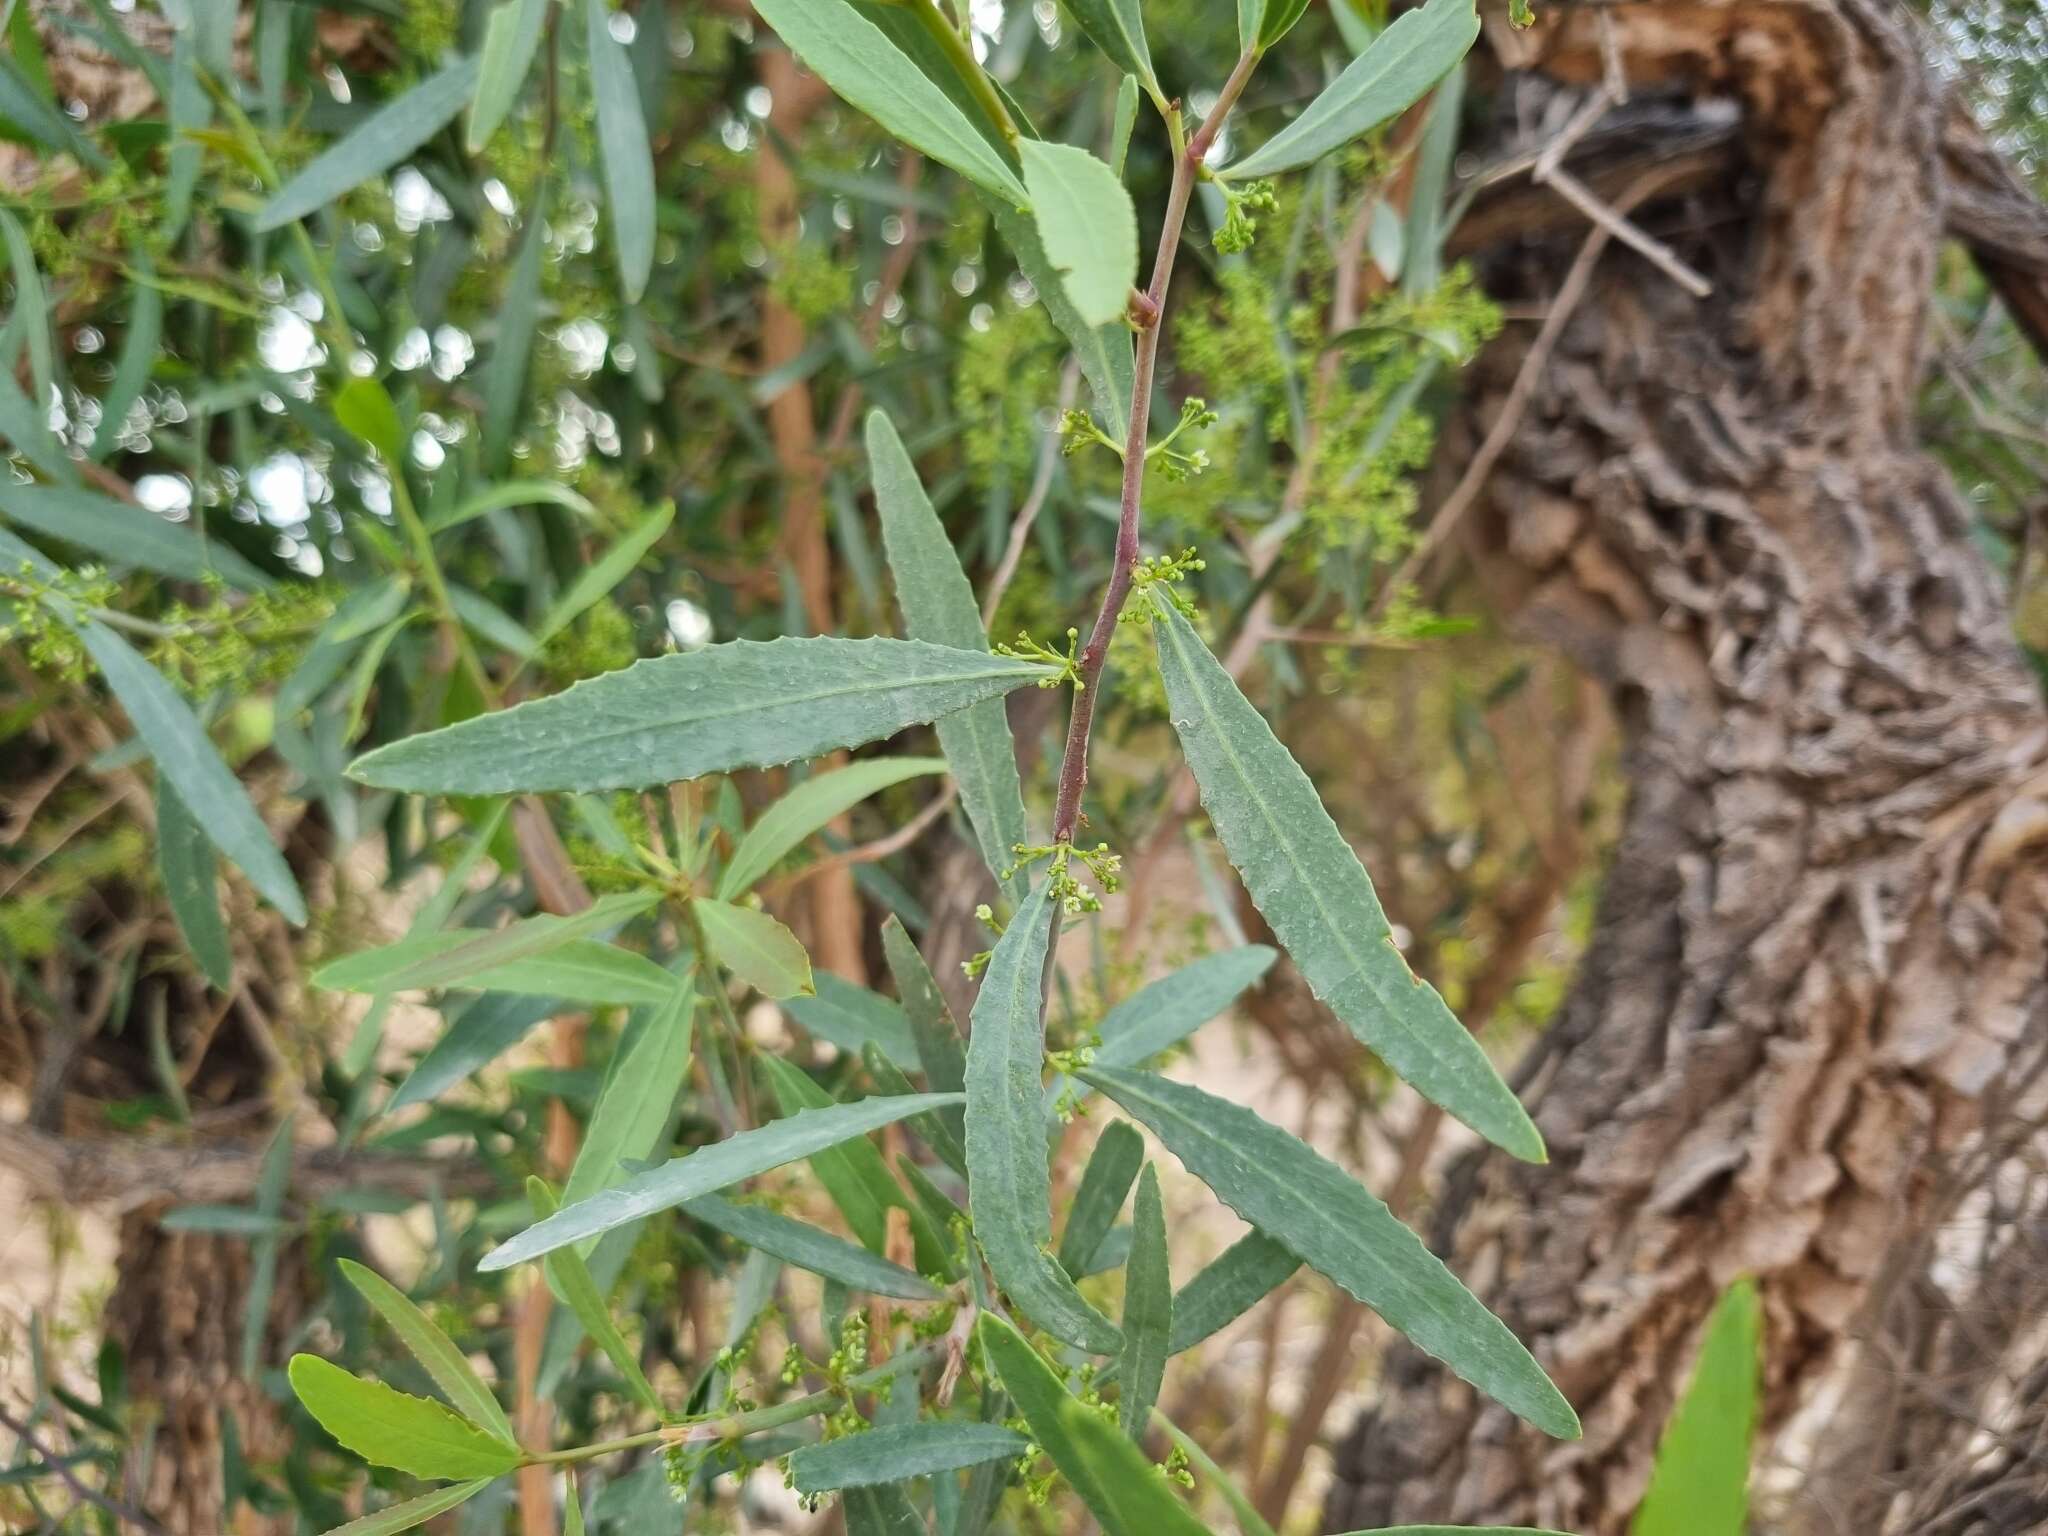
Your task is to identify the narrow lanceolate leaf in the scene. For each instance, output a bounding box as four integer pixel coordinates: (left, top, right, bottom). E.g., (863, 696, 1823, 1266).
(79, 624, 306, 924)
(322, 935, 674, 1006)
(965, 881, 1123, 1355)
(1059, 0, 1156, 97)
(350, 637, 1058, 795)
(1168, 1230, 1299, 1354)
(789, 1422, 1028, 1495)
(90, 248, 161, 462)
(1632, 1278, 1760, 1536)
(1224, 0, 1479, 180)
(865, 413, 1030, 899)
(585, 0, 657, 302)
(0, 485, 271, 590)
(720, 758, 946, 900)
(1079, 1067, 1578, 1439)
(880, 916, 965, 1146)
(1257, 0, 1313, 47)
(482, 199, 546, 474)
(975, 1314, 1116, 1520)
(316, 891, 657, 995)
(536, 502, 674, 645)
(685, 1195, 941, 1301)
(1149, 594, 1541, 1161)
(339, 1260, 517, 1443)
(157, 778, 231, 989)
(388, 994, 561, 1113)
(1054, 1393, 1208, 1536)
(785, 973, 921, 1069)
(564, 992, 695, 1209)
(863, 1044, 967, 1188)
(696, 899, 814, 999)
(1057, 1121, 1142, 1277)
(1019, 141, 1138, 329)
(287, 1356, 522, 1480)
(315, 1479, 493, 1536)
(528, 1180, 662, 1415)
(476, 1092, 962, 1270)
(751, 0, 1029, 206)
(254, 58, 483, 230)
(1118, 1165, 1171, 1435)
(468, 0, 547, 151)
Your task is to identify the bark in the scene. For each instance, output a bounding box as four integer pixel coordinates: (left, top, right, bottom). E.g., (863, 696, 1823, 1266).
(1326, 2, 2048, 1529)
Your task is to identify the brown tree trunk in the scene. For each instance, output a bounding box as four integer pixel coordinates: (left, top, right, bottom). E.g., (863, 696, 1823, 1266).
(1326, 2, 2048, 1529)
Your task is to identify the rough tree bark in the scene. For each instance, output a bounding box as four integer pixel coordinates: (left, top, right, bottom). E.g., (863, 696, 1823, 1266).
(1325, 2, 2048, 1530)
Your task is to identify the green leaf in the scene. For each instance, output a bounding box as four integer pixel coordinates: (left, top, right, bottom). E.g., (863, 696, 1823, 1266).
(477, 1092, 962, 1270)
(843, 1483, 927, 1536)
(254, 58, 483, 230)
(1110, 74, 1140, 176)
(785, 973, 921, 1069)
(287, 1355, 522, 1480)
(1057, 1120, 1142, 1277)
(863, 1043, 967, 1187)
(0, 484, 272, 591)
(528, 1179, 663, 1415)
(585, 0, 657, 302)
(1237, 0, 1264, 54)
(2, 209, 53, 415)
(535, 502, 674, 645)
(468, 0, 547, 152)
(720, 758, 946, 900)
(350, 636, 1059, 796)
(388, 994, 562, 1113)
(448, 585, 538, 660)
(1332, 1529, 1575, 1535)
(879, 916, 965, 1141)
(1019, 140, 1138, 330)
(1117, 1164, 1170, 1435)
(1058, 0, 1156, 96)
(789, 1422, 1028, 1494)
(78, 623, 306, 924)
(314, 891, 659, 995)
(1079, 1066, 1577, 1439)
(1257, 0, 1313, 46)
(1053, 1391, 1207, 1536)
(159, 1205, 295, 1236)
(864, 412, 1031, 898)
(314, 1479, 493, 1536)
(324, 931, 677, 1006)
(334, 374, 407, 466)
(563, 991, 695, 1211)
(482, 202, 548, 475)
(0, 57, 109, 170)
(1168, 1230, 1299, 1354)
(696, 899, 814, 999)
(157, 777, 231, 989)
(1148, 595, 1541, 1161)
(89, 247, 162, 462)
(1631, 1278, 1760, 1536)
(1224, 0, 1478, 180)
(965, 881, 1122, 1354)
(684, 1194, 942, 1301)
(980, 191, 1134, 442)
(751, 0, 1029, 206)
(338, 1260, 518, 1443)
(427, 480, 598, 535)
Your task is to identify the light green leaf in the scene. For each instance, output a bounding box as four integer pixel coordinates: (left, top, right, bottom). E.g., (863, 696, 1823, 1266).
(752, 0, 1029, 206)
(1054, 1391, 1207, 1536)
(865, 412, 1031, 898)
(287, 1355, 523, 1480)
(314, 1479, 493, 1536)
(338, 1259, 518, 1443)
(325, 931, 677, 1006)
(254, 57, 483, 230)
(1118, 1164, 1170, 1435)
(585, 0, 657, 302)
(1631, 1278, 1760, 1536)
(1019, 140, 1139, 329)
(482, 204, 548, 475)
(449, 584, 538, 660)
(349, 636, 1058, 796)
(1058, 0, 1156, 96)
(1238, 0, 1264, 54)
(1148, 594, 1541, 1161)
(720, 757, 946, 900)
(784, 973, 921, 1069)
(1224, 0, 1478, 180)
(334, 374, 407, 465)
(965, 881, 1122, 1354)
(467, 0, 547, 152)
(1079, 1066, 1577, 1439)
(535, 502, 674, 644)
(1057, 1120, 1142, 1277)
(0, 484, 273, 591)
(388, 994, 561, 1113)
(476, 1091, 962, 1270)
(528, 1179, 663, 1415)
(77, 623, 306, 924)
(696, 899, 813, 999)
(427, 480, 597, 535)
(981, 191, 1134, 441)
(789, 1422, 1028, 1495)
(683, 1194, 941, 1301)
(1257, 0, 1313, 46)
(1110, 74, 1140, 175)
(563, 991, 695, 1210)
(157, 777, 231, 989)
(1168, 1230, 1299, 1354)
(314, 891, 659, 995)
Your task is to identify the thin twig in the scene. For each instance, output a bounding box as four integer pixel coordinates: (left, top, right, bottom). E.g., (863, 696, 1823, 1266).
(0, 1403, 168, 1536)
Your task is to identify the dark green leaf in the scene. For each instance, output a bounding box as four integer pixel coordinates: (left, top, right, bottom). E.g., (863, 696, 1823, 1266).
(880, 916, 965, 1144)
(864, 1043, 966, 1185)
(1257, 0, 1313, 46)
(1057, 1121, 1142, 1277)
(89, 248, 162, 462)
(973, 1314, 1133, 1535)
(1059, 0, 1156, 95)
(585, 0, 657, 302)
(1148, 595, 1540, 1161)
(287, 1355, 522, 1480)
(965, 881, 1122, 1354)
(720, 758, 947, 900)
(339, 1259, 517, 1442)
(388, 993, 561, 1113)
(535, 502, 674, 645)
(1168, 1230, 1299, 1354)
(785, 973, 921, 1069)
(350, 637, 1058, 796)
(1053, 1391, 1206, 1536)
(0, 485, 271, 591)
(1631, 1278, 1759, 1536)
(157, 777, 231, 989)
(528, 1179, 663, 1414)
(1079, 1066, 1577, 1439)
(684, 1194, 941, 1301)
(482, 198, 547, 475)
(1117, 1165, 1170, 1434)
(254, 58, 483, 231)
(790, 1422, 1027, 1494)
